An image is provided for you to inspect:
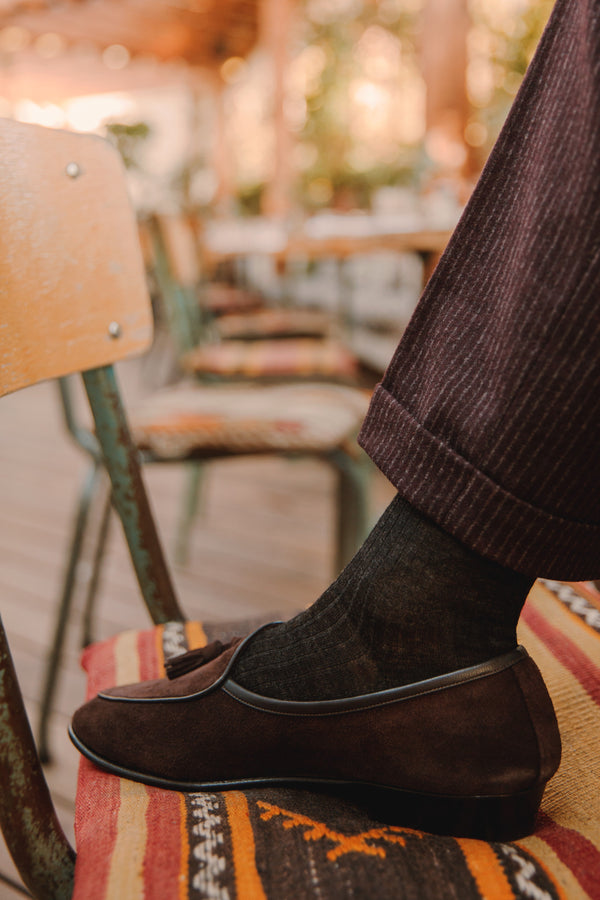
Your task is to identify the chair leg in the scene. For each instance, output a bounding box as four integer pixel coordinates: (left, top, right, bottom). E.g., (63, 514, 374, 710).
(0, 615, 75, 900)
(82, 365, 184, 625)
(174, 462, 206, 566)
(81, 478, 113, 649)
(37, 460, 103, 764)
(328, 449, 372, 576)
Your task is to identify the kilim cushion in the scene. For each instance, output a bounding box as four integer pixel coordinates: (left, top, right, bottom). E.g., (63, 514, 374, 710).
(72, 580, 600, 900)
(215, 309, 332, 341)
(203, 284, 264, 316)
(182, 338, 358, 381)
(131, 382, 371, 458)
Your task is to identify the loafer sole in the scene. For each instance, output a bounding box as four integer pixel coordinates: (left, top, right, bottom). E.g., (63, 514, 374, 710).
(69, 724, 546, 841)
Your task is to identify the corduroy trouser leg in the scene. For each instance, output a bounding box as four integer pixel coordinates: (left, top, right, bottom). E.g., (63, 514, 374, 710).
(359, 0, 600, 580)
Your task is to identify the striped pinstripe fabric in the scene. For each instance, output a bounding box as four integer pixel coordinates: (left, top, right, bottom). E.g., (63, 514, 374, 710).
(72, 580, 600, 899)
(359, 0, 600, 579)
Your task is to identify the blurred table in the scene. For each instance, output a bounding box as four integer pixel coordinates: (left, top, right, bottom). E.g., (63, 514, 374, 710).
(281, 229, 452, 283)
(201, 221, 453, 284)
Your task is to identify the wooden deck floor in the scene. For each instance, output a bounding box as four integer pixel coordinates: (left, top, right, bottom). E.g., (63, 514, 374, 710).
(0, 361, 392, 897)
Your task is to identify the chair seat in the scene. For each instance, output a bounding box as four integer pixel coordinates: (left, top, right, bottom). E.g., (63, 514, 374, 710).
(215, 308, 332, 340)
(204, 283, 264, 315)
(182, 338, 358, 381)
(72, 579, 600, 900)
(131, 382, 371, 458)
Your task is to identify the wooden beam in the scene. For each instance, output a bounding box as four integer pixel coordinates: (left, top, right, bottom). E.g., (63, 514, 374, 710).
(260, 0, 296, 217)
(420, 0, 475, 184)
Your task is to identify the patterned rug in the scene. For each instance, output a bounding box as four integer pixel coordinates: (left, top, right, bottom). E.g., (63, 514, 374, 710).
(72, 580, 600, 899)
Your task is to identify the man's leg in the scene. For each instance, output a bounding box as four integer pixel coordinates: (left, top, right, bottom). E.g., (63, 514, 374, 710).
(360, 0, 600, 580)
(232, 0, 600, 700)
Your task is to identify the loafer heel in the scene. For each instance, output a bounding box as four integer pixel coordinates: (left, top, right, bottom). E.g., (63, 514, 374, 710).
(353, 782, 547, 841)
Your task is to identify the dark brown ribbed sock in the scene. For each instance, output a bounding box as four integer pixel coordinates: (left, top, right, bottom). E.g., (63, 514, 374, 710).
(231, 494, 533, 700)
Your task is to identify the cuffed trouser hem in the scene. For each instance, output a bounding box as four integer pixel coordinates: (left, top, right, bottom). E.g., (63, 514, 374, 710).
(358, 385, 600, 580)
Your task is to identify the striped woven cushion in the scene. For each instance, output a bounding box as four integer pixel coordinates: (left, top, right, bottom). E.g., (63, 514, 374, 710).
(131, 382, 370, 457)
(182, 338, 358, 380)
(203, 284, 264, 315)
(215, 309, 332, 340)
(72, 580, 600, 899)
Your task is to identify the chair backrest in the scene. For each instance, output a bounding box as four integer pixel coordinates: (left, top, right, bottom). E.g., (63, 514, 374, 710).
(0, 119, 152, 398)
(0, 118, 184, 899)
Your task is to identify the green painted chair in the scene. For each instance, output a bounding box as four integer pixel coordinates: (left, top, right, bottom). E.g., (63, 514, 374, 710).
(146, 213, 357, 382)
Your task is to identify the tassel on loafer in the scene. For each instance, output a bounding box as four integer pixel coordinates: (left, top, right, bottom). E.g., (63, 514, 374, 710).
(69, 626, 561, 841)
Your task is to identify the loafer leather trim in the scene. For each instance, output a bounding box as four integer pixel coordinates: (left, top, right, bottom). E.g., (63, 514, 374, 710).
(97, 628, 525, 710)
(221, 646, 526, 715)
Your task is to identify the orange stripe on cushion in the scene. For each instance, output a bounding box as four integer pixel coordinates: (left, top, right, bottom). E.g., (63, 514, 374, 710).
(185, 620, 207, 651)
(178, 793, 190, 900)
(155, 625, 166, 678)
(529, 583, 600, 662)
(224, 791, 267, 900)
(73, 762, 121, 900)
(456, 840, 514, 899)
(568, 582, 600, 613)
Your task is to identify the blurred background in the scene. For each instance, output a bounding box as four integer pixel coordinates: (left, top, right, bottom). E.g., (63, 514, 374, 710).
(0, 0, 553, 216)
(0, 3, 556, 891)
(0, 0, 555, 366)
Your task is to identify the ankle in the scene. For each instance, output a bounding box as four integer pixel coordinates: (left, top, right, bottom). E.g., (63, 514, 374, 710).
(232, 495, 533, 700)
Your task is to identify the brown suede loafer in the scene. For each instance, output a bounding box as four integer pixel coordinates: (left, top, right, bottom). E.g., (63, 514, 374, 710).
(69, 627, 561, 841)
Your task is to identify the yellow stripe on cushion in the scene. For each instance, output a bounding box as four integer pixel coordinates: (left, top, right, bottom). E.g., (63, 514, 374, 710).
(106, 780, 150, 900)
(113, 630, 141, 685)
(155, 625, 166, 678)
(456, 840, 514, 899)
(224, 791, 267, 900)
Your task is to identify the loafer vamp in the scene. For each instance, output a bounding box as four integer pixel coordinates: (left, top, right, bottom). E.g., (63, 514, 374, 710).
(100, 638, 244, 700)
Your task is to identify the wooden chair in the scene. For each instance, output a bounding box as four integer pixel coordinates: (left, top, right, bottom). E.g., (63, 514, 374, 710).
(143, 213, 372, 568)
(144, 214, 334, 342)
(148, 213, 360, 384)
